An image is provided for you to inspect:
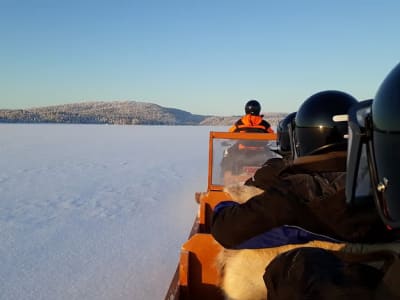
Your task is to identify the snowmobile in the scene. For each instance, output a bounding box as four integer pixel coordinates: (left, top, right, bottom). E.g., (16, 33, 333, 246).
(164, 131, 278, 300)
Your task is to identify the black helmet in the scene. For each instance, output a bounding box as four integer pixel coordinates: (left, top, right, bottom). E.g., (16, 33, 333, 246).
(277, 112, 296, 152)
(294, 90, 358, 157)
(245, 100, 261, 116)
(367, 63, 400, 228)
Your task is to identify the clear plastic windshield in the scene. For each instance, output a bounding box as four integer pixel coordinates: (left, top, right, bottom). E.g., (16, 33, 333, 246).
(210, 134, 280, 187)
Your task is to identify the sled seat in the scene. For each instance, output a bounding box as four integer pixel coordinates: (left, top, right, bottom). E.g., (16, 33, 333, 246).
(178, 233, 224, 300)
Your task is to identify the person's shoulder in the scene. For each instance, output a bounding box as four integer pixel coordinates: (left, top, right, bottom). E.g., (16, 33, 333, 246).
(261, 119, 271, 127)
(229, 118, 243, 132)
(236, 117, 244, 123)
(292, 151, 347, 173)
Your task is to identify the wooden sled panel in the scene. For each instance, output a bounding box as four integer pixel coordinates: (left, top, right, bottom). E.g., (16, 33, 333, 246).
(179, 233, 224, 300)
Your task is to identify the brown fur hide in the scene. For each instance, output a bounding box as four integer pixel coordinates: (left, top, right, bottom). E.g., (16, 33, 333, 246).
(223, 184, 264, 204)
(217, 239, 400, 300)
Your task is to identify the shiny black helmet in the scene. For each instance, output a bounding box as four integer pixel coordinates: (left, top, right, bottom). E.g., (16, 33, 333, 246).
(367, 63, 400, 228)
(245, 100, 261, 116)
(294, 90, 358, 157)
(277, 112, 296, 153)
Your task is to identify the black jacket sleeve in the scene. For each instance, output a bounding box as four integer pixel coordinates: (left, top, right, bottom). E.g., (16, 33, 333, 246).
(244, 158, 286, 190)
(210, 188, 320, 248)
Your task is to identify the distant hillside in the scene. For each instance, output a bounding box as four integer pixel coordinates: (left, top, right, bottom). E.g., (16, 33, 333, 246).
(0, 101, 287, 126)
(199, 113, 286, 127)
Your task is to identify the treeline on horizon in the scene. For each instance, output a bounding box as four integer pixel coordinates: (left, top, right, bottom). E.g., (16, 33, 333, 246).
(0, 101, 287, 126)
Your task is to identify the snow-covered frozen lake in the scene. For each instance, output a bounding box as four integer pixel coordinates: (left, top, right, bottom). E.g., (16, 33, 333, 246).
(0, 124, 227, 300)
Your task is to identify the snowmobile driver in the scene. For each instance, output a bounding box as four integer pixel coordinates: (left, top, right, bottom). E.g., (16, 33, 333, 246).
(229, 99, 275, 133)
(220, 100, 278, 182)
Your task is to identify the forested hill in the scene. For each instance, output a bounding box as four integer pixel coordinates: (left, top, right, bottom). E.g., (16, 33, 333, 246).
(0, 101, 287, 126)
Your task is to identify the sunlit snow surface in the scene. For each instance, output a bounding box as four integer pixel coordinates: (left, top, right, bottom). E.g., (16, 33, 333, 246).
(0, 124, 227, 300)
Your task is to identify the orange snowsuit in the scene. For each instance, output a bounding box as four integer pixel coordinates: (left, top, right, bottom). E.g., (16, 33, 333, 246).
(229, 114, 274, 133)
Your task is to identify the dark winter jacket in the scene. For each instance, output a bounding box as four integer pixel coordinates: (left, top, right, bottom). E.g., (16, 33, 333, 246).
(264, 247, 400, 300)
(211, 152, 400, 249)
(263, 247, 385, 300)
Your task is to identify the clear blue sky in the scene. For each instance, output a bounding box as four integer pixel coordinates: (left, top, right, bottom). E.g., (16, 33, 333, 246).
(1, 0, 399, 116)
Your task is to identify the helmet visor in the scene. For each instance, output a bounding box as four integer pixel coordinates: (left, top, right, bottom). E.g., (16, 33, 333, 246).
(354, 144, 372, 198)
(288, 122, 297, 159)
(371, 131, 400, 227)
(346, 100, 373, 207)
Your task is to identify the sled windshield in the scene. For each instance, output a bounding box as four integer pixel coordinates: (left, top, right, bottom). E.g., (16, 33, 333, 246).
(208, 131, 279, 190)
